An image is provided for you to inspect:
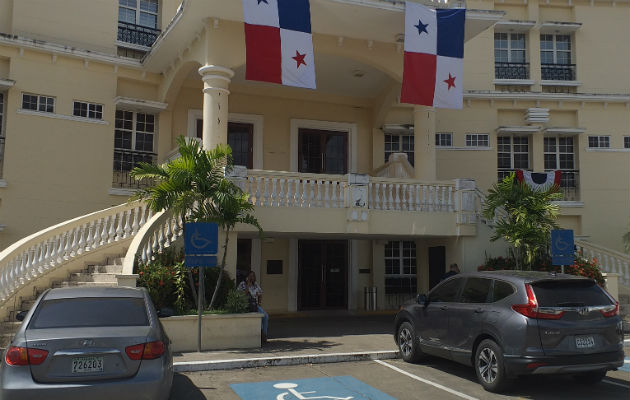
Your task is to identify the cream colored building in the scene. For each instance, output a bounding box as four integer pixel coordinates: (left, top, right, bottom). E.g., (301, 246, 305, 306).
(0, 0, 628, 313)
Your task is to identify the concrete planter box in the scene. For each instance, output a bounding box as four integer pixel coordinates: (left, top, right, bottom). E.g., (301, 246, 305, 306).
(160, 313, 263, 352)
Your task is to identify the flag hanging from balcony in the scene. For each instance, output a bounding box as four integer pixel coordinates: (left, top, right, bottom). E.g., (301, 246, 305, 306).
(401, 2, 465, 109)
(516, 170, 562, 192)
(242, 0, 316, 89)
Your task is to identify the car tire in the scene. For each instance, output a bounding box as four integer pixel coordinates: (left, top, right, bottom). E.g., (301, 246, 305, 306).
(474, 339, 510, 393)
(397, 321, 424, 363)
(572, 369, 607, 384)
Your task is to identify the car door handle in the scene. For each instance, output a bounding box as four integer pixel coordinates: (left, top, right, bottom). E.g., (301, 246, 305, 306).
(440, 305, 448, 311)
(474, 308, 484, 313)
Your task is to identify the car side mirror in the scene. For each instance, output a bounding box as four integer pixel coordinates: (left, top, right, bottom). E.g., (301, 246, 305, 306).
(417, 294, 428, 307)
(157, 307, 174, 318)
(16, 311, 27, 322)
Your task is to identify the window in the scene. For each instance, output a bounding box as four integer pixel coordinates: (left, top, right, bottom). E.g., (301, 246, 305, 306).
(385, 133, 414, 166)
(119, 0, 158, 28)
(587, 135, 611, 149)
(545, 136, 578, 200)
(460, 278, 492, 304)
(492, 280, 515, 303)
(113, 110, 157, 188)
(435, 132, 452, 147)
(494, 33, 528, 79)
(22, 93, 55, 113)
(73, 101, 103, 120)
(228, 122, 254, 169)
(540, 34, 574, 80)
(428, 278, 463, 303)
(497, 136, 529, 181)
(465, 133, 489, 148)
(385, 241, 417, 295)
(624, 136, 630, 149)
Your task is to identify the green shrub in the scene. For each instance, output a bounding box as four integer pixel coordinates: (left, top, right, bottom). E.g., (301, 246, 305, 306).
(224, 289, 249, 314)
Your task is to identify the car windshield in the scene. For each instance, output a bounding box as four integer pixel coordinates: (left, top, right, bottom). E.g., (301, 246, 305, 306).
(531, 280, 612, 307)
(29, 297, 149, 329)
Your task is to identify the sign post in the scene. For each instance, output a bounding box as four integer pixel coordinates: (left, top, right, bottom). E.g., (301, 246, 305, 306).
(551, 229, 574, 274)
(184, 223, 218, 352)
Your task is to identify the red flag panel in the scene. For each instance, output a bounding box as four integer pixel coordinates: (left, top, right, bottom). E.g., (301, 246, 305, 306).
(244, 24, 282, 84)
(400, 52, 437, 107)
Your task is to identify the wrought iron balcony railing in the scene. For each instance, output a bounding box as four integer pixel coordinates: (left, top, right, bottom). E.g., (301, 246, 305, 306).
(541, 63, 576, 81)
(0, 136, 5, 179)
(495, 62, 530, 80)
(117, 22, 160, 48)
(112, 149, 157, 189)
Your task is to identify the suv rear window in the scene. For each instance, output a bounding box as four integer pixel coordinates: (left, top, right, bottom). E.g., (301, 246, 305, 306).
(29, 297, 149, 329)
(532, 280, 612, 307)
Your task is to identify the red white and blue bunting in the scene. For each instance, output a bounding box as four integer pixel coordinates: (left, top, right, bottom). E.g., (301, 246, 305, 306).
(515, 170, 561, 192)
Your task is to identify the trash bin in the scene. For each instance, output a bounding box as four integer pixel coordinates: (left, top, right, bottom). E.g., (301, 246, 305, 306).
(364, 286, 377, 311)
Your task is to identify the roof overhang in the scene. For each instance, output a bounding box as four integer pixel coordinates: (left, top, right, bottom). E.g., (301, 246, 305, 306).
(495, 20, 536, 33)
(496, 126, 540, 134)
(144, 0, 505, 73)
(540, 21, 582, 34)
(0, 79, 15, 90)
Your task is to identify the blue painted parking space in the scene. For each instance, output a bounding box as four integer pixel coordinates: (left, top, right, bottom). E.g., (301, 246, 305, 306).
(619, 359, 630, 373)
(230, 376, 396, 400)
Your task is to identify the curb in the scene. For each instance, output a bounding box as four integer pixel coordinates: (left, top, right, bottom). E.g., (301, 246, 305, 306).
(173, 350, 400, 373)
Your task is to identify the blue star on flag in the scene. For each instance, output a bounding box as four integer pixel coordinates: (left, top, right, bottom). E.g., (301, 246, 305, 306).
(415, 19, 429, 35)
(257, 0, 268, 4)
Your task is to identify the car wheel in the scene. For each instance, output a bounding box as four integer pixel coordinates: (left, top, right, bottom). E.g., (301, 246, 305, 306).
(475, 339, 510, 393)
(397, 321, 424, 363)
(572, 369, 607, 384)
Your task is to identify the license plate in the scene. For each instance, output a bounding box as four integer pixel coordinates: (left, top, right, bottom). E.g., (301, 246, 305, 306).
(72, 357, 104, 373)
(575, 335, 595, 349)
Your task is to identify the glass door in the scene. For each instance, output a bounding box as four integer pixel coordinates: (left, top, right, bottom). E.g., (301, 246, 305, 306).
(298, 129, 347, 174)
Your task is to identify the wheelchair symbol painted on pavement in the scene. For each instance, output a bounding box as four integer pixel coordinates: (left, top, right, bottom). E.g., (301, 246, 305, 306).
(273, 383, 353, 400)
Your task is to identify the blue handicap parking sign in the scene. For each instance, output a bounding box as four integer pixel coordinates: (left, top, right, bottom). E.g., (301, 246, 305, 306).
(551, 229, 574, 266)
(230, 376, 396, 400)
(185, 222, 218, 255)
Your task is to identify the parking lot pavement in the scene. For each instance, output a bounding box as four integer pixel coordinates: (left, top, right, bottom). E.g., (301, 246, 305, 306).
(170, 358, 630, 400)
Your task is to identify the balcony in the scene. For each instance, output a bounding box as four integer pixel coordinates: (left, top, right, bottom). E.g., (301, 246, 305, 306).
(495, 62, 530, 80)
(112, 149, 157, 189)
(557, 169, 580, 202)
(117, 22, 160, 48)
(541, 63, 576, 81)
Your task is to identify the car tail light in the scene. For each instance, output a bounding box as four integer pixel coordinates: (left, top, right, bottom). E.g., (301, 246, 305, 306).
(125, 341, 165, 360)
(5, 346, 48, 366)
(512, 284, 565, 320)
(600, 301, 619, 318)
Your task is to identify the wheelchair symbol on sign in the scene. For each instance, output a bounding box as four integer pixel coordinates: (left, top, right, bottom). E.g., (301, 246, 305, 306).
(554, 235, 570, 252)
(273, 383, 353, 400)
(190, 229, 212, 250)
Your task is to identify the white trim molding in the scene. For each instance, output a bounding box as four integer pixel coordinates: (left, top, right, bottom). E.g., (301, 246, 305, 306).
(543, 127, 585, 135)
(540, 21, 582, 33)
(108, 188, 138, 196)
(229, 113, 264, 170)
(585, 148, 629, 153)
(495, 20, 536, 32)
(540, 80, 582, 87)
(290, 119, 358, 173)
(438, 146, 493, 151)
(465, 91, 629, 103)
(17, 109, 109, 125)
(114, 97, 168, 113)
(553, 201, 585, 208)
(0, 180, 7, 188)
(496, 126, 540, 134)
(0, 79, 15, 90)
(494, 79, 534, 86)
(186, 109, 203, 139)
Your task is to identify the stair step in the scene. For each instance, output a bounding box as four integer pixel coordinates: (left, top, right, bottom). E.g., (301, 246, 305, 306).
(54, 282, 118, 288)
(20, 299, 36, 311)
(87, 264, 123, 274)
(70, 273, 119, 283)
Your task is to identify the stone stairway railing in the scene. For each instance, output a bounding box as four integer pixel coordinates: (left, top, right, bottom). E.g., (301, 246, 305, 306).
(0, 201, 149, 313)
(575, 240, 630, 288)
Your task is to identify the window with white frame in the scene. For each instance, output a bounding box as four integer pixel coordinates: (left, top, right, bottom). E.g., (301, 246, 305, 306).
(118, 0, 158, 28)
(545, 136, 578, 200)
(0, 92, 5, 178)
(385, 241, 417, 295)
(465, 133, 489, 148)
(113, 110, 157, 189)
(435, 132, 453, 147)
(494, 32, 528, 79)
(73, 101, 103, 120)
(385, 133, 414, 166)
(624, 136, 630, 149)
(497, 136, 529, 181)
(540, 34, 574, 80)
(587, 135, 610, 149)
(22, 93, 55, 113)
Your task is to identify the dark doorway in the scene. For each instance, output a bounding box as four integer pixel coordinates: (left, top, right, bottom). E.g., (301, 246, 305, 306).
(428, 246, 446, 290)
(298, 240, 348, 310)
(195, 120, 253, 169)
(236, 239, 252, 285)
(298, 129, 347, 174)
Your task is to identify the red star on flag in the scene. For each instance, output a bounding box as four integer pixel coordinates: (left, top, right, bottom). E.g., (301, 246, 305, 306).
(444, 73, 456, 90)
(292, 50, 307, 68)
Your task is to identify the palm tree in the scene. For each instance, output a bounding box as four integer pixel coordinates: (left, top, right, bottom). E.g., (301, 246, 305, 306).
(483, 173, 562, 270)
(130, 136, 262, 309)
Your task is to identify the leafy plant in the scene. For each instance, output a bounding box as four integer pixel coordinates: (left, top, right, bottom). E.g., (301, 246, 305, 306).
(224, 289, 249, 314)
(483, 172, 562, 270)
(136, 248, 189, 314)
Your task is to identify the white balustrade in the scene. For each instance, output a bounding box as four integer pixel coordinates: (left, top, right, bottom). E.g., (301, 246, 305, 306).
(575, 241, 630, 289)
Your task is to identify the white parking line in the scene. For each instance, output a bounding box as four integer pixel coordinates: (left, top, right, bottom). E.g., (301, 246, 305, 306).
(374, 360, 479, 400)
(603, 379, 630, 389)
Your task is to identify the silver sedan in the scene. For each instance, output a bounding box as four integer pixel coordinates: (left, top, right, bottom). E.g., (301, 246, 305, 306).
(0, 286, 173, 400)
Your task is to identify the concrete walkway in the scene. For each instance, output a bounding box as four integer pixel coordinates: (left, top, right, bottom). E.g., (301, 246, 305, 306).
(173, 312, 400, 372)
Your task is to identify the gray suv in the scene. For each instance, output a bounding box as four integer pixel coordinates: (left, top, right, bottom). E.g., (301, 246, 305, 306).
(394, 271, 624, 392)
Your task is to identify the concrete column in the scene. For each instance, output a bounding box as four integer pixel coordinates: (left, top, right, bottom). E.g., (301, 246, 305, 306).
(527, 1, 541, 91)
(198, 65, 234, 150)
(413, 106, 437, 181)
(372, 241, 385, 310)
(531, 132, 545, 172)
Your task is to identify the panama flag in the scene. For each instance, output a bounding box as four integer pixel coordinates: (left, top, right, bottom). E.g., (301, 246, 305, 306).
(242, 0, 316, 89)
(401, 2, 465, 109)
